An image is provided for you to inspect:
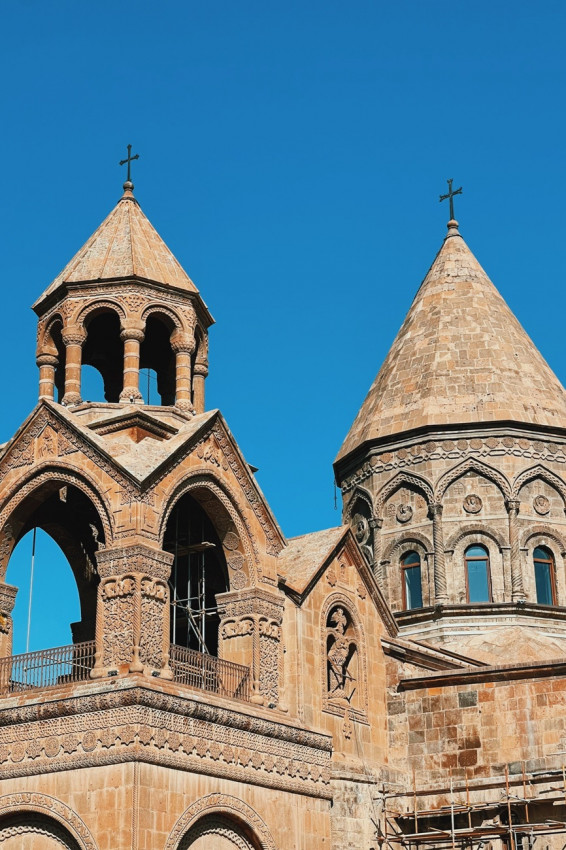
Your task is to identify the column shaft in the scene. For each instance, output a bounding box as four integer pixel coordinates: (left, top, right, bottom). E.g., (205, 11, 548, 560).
(507, 500, 526, 601)
(37, 354, 58, 401)
(431, 504, 448, 602)
(119, 327, 144, 403)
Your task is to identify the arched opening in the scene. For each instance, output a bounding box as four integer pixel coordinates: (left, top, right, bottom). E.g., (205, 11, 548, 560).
(82, 310, 124, 402)
(401, 551, 423, 609)
(0, 812, 82, 849)
(1, 480, 105, 653)
(178, 814, 261, 850)
(163, 493, 229, 656)
(44, 318, 66, 403)
(465, 544, 491, 603)
(80, 364, 106, 403)
(140, 367, 159, 405)
(6, 529, 80, 653)
(140, 314, 176, 406)
(534, 545, 556, 605)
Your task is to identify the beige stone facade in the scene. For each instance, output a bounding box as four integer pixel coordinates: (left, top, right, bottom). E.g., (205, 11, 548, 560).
(2, 188, 566, 848)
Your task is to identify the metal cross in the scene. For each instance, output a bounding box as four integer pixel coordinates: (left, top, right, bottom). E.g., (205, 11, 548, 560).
(439, 178, 462, 221)
(119, 144, 140, 183)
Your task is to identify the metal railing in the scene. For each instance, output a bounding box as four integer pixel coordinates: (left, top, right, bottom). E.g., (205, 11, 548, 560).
(0, 641, 251, 703)
(0, 641, 96, 696)
(169, 643, 251, 702)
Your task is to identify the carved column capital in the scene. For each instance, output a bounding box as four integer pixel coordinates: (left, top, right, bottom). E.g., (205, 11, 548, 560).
(506, 499, 521, 515)
(36, 353, 59, 368)
(193, 361, 209, 378)
(61, 326, 87, 347)
(428, 503, 443, 519)
(170, 330, 196, 354)
(120, 326, 145, 343)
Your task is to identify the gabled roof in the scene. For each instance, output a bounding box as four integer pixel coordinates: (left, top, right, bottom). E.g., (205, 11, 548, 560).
(337, 221, 566, 464)
(33, 185, 199, 311)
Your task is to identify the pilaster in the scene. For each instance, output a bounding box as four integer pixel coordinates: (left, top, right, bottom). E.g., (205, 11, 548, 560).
(216, 587, 285, 708)
(92, 544, 174, 679)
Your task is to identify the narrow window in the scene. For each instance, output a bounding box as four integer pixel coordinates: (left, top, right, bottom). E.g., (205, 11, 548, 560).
(534, 546, 556, 606)
(401, 551, 423, 609)
(465, 544, 491, 602)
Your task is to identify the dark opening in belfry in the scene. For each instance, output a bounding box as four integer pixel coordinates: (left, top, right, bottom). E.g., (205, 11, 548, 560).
(163, 493, 229, 656)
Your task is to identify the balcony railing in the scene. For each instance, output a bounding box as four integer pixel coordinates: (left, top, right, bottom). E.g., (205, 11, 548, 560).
(0, 641, 251, 703)
(0, 641, 96, 695)
(169, 643, 251, 702)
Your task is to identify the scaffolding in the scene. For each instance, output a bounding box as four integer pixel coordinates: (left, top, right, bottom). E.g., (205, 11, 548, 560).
(374, 765, 566, 850)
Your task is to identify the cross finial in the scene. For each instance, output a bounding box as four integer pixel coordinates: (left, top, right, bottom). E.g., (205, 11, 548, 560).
(439, 178, 462, 223)
(119, 144, 140, 188)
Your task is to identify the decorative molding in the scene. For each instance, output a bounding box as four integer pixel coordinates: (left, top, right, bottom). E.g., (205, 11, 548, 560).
(165, 794, 277, 850)
(0, 793, 97, 850)
(376, 471, 434, 513)
(436, 457, 511, 502)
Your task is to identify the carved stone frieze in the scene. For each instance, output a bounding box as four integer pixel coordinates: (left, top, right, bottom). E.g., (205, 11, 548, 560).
(341, 436, 566, 493)
(0, 690, 331, 797)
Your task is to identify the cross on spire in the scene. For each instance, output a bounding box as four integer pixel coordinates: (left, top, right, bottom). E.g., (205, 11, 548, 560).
(119, 144, 140, 185)
(439, 178, 462, 222)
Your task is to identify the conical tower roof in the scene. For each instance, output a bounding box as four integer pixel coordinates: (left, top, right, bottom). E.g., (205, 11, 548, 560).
(337, 220, 566, 463)
(33, 183, 199, 312)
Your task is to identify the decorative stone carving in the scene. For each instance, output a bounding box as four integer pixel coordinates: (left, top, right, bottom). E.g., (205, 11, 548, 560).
(396, 503, 413, 523)
(93, 545, 174, 678)
(533, 494, 551, 515)
(463, 494, 483, 513)
(217, 588, 284, 708)
(165, 794, 277, 850)
(0, 793, 97, 850)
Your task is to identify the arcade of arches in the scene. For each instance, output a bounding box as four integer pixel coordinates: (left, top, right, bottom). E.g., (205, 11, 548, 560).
(5, 179, 566, 848)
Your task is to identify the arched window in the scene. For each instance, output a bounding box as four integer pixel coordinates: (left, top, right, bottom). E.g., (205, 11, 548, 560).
(465, 544, 491, 603)
(534, 546, 556, 606)
(401, 551, 423, 609)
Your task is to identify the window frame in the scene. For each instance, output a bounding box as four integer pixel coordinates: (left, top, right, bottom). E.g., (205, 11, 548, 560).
(401, 550, 423, 610)
(533, 545, 557, 606)
(464, 543, 492, 603)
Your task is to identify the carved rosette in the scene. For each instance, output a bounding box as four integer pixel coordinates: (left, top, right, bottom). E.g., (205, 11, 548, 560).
(217, 588, 284, 708)
(92, 544, 174, 679)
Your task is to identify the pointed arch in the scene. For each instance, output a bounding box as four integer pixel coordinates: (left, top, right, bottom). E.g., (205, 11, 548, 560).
(376, 471, 433, 514)
(165, 794, 276, 850)
(445, 524, 507, 554)
(513, 464, 566, 506)
(344, 486, 374, 520)
(435, 458, 511, 502)
(159, 471, 258, 585)
(320, 591, 368, 720)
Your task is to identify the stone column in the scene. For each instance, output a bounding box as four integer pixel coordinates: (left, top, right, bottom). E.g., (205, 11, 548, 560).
(61, 326, 87, 405)
(430, 504, 448, 603)
(370, 517, 383, 583)
(193, 362, 208, 414)
(171, 331, 196, 413)
(36, 353, 58, 401)
(91, 544, 174, 679)
(506, 499, 526, 601)
(119, 321, 145, 403)
(217, 588, 285, 708)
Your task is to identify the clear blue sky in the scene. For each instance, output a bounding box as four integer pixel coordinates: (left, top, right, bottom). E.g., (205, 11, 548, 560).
(2, 1, 565, 650)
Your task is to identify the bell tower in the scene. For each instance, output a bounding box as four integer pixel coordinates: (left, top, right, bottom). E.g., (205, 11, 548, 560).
(33, 168, 213, 414)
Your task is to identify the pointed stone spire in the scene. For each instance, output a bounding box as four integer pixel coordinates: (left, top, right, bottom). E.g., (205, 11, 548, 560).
(336, 224, 566, 463)
(33, 188, 200, 311)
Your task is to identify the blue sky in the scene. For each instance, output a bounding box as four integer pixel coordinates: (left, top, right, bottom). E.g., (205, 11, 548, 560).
(2, 1, 565, 650)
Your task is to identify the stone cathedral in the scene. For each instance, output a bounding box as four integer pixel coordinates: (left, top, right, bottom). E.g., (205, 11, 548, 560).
(2, 172, 566, 850)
